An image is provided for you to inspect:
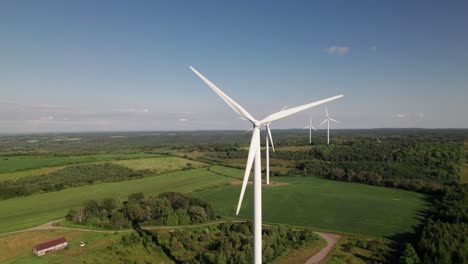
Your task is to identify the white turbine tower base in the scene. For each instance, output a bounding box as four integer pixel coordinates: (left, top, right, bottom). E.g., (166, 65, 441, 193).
(304, 119, 317, 144)
(319, 107, 340, 145)
(190, 65, 343, 264)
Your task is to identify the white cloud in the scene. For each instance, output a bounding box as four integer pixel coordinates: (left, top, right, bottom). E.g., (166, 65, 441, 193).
(394, 113, 407, 118)
(112, 108, 150, 113)
(325, 46, 350, 55)
(178, 118, 188, 122)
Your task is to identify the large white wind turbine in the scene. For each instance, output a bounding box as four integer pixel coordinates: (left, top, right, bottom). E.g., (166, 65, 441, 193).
(190, 66, 343, 264)
(319, 107, 340, 144)
(304, 119, 317, 144)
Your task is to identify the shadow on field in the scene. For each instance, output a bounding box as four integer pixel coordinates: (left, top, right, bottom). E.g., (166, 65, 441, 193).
(132, 223, 179, 263)
(383, 194, 432, 262)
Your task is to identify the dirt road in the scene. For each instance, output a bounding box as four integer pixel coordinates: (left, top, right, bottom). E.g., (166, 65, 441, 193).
(1, 219, 341, 264)
(306, 231, 342, 264)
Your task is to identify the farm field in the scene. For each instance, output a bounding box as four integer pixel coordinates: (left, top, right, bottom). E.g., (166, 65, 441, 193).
(275, 145, 314, 151)
(0, 156, 205, 182)
(193, 175, 428, 237)
(0, 229, 172, 264)
(0, 167, 235, 234)
(0, 153, 158, 173)
(111, 156, 207, 172)
(0, 166, 66, 182)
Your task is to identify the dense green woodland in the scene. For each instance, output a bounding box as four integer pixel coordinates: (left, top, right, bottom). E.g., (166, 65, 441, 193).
(204, 139, 464, 193)
(66, 192, 216, 229)
(415, 185, 468, 264)
(0, 163, 142, 199)
(110, 222, 319, 264)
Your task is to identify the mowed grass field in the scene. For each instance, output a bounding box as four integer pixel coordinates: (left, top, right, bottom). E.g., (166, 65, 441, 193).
(193, 175, 428, 238)
(0, 168, 234, 234)
(0, 229, 173, 264)
(0, 230, 118, 264)
(0, 153, 158, 173)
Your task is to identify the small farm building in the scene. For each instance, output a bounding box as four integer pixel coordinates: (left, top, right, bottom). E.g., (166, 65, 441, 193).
(32, 237, 68, 256)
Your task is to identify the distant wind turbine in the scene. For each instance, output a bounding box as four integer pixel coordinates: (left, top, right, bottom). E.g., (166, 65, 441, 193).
(319, 107, 340, 144)
(264, 106, 285, 185)
(304, 119, 317, 144)
(190, 65, 343, 264)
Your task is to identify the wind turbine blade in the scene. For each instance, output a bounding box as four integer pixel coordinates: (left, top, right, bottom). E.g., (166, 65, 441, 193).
(281, 105, 287, 111)
(329, 118, 340, 124)
(244, 127, 253, 134)
(326, 107, 329, 118)
(260, 95, 343, 124)
(190, 66, 257, 123)
(236, 129, 259, 215)
(266, 125, 275, 152)
(319, 119, 328, 126)
(311, 125, 317, 132)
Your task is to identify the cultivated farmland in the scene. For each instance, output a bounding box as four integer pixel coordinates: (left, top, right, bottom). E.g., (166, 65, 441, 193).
(0, 167, 233, 234)
(0, 153, 157, 173)
(194, 175, 428, 237)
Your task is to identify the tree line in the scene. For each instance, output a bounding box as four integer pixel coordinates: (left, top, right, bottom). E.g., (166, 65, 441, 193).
(66, 192, 216, 229)
(201, 139, 463, 193)
(0, 163, 142, 199)
(109, 221, 319, 264)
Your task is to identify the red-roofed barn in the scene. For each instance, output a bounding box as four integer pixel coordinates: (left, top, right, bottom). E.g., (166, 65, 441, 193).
(32, 237, 68, 256)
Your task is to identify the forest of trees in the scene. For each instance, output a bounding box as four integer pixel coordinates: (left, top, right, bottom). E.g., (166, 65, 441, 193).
(66, 192, 216, 229)
(109, 221, 319, 264)
(202, 139, 464, 193)
(0, 163, 142, 199)
(414, 184, 468, 263)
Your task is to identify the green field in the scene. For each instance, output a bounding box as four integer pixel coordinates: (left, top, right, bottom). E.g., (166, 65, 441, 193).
(0, 153, 158, 173)
(0, 166, 66, 182)
(0, 156, 205, 182)
(111, 156, 207, 172)
(0, 168, 234, 234)
(194, 175, 428, 237)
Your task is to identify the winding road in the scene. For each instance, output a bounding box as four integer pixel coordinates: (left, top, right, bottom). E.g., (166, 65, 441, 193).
(1, 219, 341, 263)
(307, 232, 342, 264)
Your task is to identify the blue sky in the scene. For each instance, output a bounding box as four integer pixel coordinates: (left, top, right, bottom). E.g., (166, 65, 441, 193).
(1, 1, 467, 132)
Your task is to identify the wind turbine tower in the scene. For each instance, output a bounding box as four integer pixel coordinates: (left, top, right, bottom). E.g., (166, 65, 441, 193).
(190, 66, 343, 264)
(319, 107, 340, 144)
(304, 119, 317, 144)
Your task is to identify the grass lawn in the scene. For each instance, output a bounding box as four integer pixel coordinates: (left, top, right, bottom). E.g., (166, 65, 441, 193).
(0, 168, 233, 234)
(325, 234, 391, 264)
(0, 153, 159, 173)
(273, 236, 326, 264)
(0, 229, 173, 264)
(193, 175, 428, 238)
